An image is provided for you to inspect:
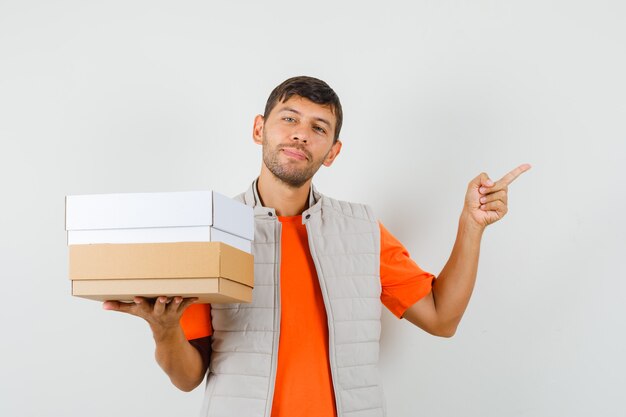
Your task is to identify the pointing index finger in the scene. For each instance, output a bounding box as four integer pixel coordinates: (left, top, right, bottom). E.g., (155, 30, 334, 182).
(497, 163, 532, 187)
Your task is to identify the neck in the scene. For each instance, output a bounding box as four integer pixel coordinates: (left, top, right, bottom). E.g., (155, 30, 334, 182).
(257, 165, 311, 216)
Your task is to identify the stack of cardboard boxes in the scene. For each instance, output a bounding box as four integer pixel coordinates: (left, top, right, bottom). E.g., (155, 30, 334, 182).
(65, 190, 254, 303)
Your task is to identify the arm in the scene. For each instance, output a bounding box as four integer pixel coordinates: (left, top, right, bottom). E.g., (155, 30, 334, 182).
(403, 164, 531, 337)
(104, 296, 210, 391)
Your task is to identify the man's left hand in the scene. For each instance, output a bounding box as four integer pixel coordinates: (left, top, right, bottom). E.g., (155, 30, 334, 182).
(464, 163, 532, 229)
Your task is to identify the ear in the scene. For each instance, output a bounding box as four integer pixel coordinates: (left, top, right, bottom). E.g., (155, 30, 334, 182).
(252, 115, 264, 145)
(322, 140, 342, 167)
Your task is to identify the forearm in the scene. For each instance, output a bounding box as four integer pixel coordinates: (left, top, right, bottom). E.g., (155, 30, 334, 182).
(404, 166, 529, 336)
(153, 325, 208, 392)
(432, 211, 484, 334)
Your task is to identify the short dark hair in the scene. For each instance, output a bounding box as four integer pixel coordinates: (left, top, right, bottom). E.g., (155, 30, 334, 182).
(263, 76, 343, 142)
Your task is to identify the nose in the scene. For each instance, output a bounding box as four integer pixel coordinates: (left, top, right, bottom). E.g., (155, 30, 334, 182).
(290, 128, 307, 143)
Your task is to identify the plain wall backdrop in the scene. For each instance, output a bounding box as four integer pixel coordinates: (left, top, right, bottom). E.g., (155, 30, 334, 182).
(1, 1, 624, 416)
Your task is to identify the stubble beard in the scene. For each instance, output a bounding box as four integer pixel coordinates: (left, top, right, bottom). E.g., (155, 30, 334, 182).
(262, 134, 328, 189)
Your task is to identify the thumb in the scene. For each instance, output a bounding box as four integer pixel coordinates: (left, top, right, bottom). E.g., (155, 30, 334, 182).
(469, 172, 494, 189)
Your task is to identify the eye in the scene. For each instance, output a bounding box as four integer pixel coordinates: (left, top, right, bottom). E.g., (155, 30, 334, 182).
(313, 125, 326, 134)
(283, 117, 296, 123)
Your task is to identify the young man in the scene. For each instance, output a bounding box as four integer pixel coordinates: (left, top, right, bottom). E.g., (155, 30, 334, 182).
(104, 76, 530, 417)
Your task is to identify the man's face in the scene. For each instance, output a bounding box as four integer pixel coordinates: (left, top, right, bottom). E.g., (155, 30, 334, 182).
(253, 96, 342, 188)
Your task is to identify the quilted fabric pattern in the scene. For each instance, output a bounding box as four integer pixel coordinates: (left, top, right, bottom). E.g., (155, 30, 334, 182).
(200, 182, 385, 417)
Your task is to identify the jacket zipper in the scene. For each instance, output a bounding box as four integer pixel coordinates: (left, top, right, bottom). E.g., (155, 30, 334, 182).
(265, 217, 282, 416)
(305, 219, 342, 417)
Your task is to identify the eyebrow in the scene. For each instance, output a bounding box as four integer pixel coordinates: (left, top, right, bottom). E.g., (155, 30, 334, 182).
(279, 107, 332, 128)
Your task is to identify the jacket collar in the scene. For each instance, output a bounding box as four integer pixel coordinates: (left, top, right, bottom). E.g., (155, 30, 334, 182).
(243, 178, 322, 217)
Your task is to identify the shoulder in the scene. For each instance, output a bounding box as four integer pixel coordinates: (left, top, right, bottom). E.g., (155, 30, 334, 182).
(233, 180, 257, 206)
(318, 193, 377, 223)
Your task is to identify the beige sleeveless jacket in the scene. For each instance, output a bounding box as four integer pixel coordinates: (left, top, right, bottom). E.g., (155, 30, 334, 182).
(201, 181, 385, 417)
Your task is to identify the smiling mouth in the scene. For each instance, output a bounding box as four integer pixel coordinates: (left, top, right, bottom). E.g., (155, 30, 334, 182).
(281, 147, 309, 161)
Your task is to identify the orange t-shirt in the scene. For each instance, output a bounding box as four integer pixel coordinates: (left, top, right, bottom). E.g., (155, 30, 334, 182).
(180, 217, 435, 416)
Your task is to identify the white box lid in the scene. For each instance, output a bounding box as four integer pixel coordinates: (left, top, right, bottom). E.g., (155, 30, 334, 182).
(65, 190, 254, 240)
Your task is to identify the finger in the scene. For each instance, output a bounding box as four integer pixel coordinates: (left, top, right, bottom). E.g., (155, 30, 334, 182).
(103, 300, 137, 315)
(471, 172, 494, 191)
(479, 172, 494, 188)
(479, 190, 507, 205)
(165, 296, 184, 315)
(153, 296, 168, 315)
(176, 297, 199, 314)
(496, 163, 531, 188)
(470, 173, 496, 196)
(480, 200, 508, 215)
(122, 296, 151, 319)
(167, 297, 198, 315)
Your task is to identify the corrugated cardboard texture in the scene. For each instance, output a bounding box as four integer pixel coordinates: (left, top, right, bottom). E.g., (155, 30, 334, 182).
(69, 242, 254, 287)
(72, 277, 252, 303)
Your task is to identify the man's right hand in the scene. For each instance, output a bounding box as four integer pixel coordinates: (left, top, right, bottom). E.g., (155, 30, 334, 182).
(103, 296, 197, 340)
(103, 296, 209, 391)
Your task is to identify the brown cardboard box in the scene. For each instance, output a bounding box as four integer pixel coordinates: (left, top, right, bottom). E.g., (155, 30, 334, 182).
(69, 242, 253, 303)
(72, 277, 252, 303)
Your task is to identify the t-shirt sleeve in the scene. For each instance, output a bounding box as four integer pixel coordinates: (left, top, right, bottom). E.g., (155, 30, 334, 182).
(180, 303, 213, 340)
(379, 222, 436, 319)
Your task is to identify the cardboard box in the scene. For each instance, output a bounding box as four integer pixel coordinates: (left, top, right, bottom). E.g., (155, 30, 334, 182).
(72, 277, 252, 303)
(69, 242, 253, 286)
(65, 190, 254, 240)
(67, 226, 252, 253)
(69, 242, 253, 303)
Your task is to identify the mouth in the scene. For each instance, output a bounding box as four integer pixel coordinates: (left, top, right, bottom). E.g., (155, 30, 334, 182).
(280, 147, 309, 161)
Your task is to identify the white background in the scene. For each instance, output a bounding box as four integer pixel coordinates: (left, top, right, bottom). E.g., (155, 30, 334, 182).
(1, 1, 625, 416)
